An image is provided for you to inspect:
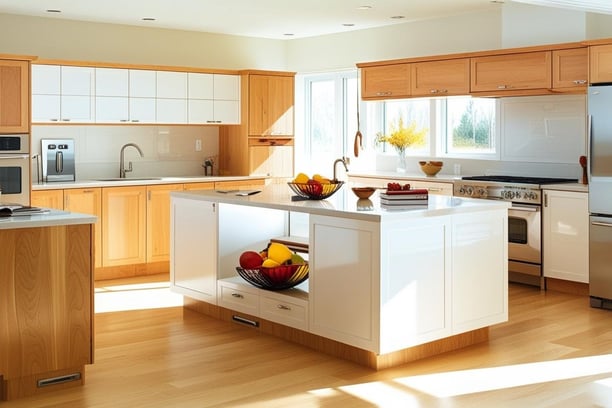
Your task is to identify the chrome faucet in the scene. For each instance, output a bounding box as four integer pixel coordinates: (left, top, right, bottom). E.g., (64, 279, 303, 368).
(333, 157, 349, 182)
(120, 143, 144, 178)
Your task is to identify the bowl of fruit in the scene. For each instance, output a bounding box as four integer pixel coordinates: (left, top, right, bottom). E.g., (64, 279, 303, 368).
(288, 173, 344, 200)
(236, 242, 309, 290)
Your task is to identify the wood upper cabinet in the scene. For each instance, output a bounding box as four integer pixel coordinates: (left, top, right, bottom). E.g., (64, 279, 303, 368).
(146, 183, 183, 263)
(470, 51, 552, 93)
(64, 188, 102, 269)
(0, 59, 29, 133)
(248, 74, 294, 136)
(102, 186, 146, 267)
(248, 138, 294, 178)
(361, 64, 411, 100)
(552, 48, 588, 90)
(589, 44, 612, 84)
(411, 59, 470, 96)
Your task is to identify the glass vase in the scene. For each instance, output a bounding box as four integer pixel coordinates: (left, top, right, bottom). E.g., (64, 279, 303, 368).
(396, 151, 407, 173)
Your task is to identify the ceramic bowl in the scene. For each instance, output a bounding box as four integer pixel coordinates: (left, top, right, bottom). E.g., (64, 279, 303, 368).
(419, 161, 443, 176)
(351, 187, 376, 199)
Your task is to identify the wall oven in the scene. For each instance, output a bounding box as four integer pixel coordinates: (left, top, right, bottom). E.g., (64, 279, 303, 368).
(0, 134, 30, 205)
(454, 175, 577, 288)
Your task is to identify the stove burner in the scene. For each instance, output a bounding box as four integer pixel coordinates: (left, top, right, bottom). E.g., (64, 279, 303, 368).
(461, 175, 577, 185)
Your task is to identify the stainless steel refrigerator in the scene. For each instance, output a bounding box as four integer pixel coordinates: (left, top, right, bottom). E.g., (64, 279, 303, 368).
(588, 84, 612, 310)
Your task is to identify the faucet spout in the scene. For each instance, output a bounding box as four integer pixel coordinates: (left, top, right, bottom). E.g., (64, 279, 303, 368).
(333, 157, 349, 182)
(120, 143, 144, 178)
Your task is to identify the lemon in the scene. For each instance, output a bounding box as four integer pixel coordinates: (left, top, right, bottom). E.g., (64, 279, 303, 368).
(267, 242, 293, 264)
(262, 258, 281, 268)
(293, 172, 309, 184)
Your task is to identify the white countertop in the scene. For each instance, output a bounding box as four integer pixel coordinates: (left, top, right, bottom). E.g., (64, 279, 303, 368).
(541, 182, 589, 193)
(348, 171, 460, 183)
(0, 209, 97, 230)
(171, 182, 510, 222)
(32, 175, 264, 190)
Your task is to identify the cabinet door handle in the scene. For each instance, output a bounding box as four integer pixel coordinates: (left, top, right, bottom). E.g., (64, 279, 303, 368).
(231, 293, 244, 299)
(277, 304, 291, 311)
(573, 79, 587, 85)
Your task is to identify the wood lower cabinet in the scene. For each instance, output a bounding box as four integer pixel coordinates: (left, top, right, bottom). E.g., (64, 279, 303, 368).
(589, 44, 612, 84)
(411, 58, 470, 96)
(31, 189, 64, 210)
(470, 51, 552, 93)
(552, 48, 588, 90)
(64, 188, 102, 269)
(0, 223, 93, 400)
(146, 184, 183, 263)
(0, 58, 30, 133)
(101, 186, 146, 267)
(248, 138, 294, 178)
(361, 64, 411, 100)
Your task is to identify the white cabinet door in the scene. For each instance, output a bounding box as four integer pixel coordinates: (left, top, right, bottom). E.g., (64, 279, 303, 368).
(170, 197, 218, 304)
(543, 190, 589, 283)
(157, 99, 187, 123)
(32, 64, 60, 95)
(214, 74, 240, 101)
(60, 66, 94, 122)
(451, 210, 508, 333)
(96, 97, 129, 123)
(213, 100, 240, 124)
(309, 214, 379, 352)
(188, 99, 214, 123)
(188, 72, 214, 99)
(95, 67, 128, 96)
(187, 73, 239, 124)
(129, 70, 156, 122)
(32, 94, 61, 122)
(157, 71, 187, 98)
(129, 98, 156, 123)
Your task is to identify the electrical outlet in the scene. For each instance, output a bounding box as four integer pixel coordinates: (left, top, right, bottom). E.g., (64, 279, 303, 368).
(195, 139, 202, 151)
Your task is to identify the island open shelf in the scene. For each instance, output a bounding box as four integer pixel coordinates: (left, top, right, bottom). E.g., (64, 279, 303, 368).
(170, 184, 510, 369)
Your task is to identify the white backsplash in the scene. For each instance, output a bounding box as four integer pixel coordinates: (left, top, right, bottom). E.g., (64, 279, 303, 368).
(31, 125, 219, 182)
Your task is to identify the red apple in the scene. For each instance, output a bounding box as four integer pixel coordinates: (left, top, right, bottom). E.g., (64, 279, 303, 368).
(239, 251, 263, 269)
(307, 179, 323, 195)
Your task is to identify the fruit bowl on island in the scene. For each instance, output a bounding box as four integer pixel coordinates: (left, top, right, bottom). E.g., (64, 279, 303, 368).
(236, 263, 309, 290)
(288, 173, 344, 200)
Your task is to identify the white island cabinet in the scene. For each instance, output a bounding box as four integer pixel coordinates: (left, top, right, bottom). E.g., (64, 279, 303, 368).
(170, 184, 509, 369)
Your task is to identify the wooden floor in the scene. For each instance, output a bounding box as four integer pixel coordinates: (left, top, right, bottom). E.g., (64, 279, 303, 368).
(2, 277, 611, 407)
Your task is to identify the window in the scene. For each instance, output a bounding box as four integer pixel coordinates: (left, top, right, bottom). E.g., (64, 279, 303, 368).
(442, 97, 497, 157)
(379, 99, 431, 155)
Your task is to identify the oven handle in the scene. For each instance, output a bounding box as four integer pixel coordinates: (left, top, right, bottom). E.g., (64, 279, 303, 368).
(592, 221, 612, 228)
(509, 204, 540, 212)
(0, 154, 29, 160)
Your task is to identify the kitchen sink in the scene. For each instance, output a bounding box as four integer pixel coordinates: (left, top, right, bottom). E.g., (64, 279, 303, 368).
(94, 177, 163, 182)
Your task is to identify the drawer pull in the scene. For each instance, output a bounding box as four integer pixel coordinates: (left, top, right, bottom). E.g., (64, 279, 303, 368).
(231, 293, 244, 299)
(277, 304, 291, 310)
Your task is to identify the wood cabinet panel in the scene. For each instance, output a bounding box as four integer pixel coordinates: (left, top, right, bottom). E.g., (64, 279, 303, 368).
(183, 182, 215, 191)
(589, 44, 612, 84)
(248, 74, 294, 136)
(248, 139, 293, 178)
(470, 51, 552, 92)
(64, 188, 102, 269)
(146, 183, 183, 263)
(31, 189, 64, 210)
(552, 48, 588, 90)
(0, 224, 93, 399)
(361, 64, 411, 100)
(0, 59, 29, 133)
(411, 59, 470, 96)
(101, 186, 146, 267)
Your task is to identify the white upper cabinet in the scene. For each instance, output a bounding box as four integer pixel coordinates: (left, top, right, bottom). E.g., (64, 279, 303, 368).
(32, 65, 94, 123)
(95, 67, 129, 123)
(187, 73, 240, 124)
(156, 71, 187, 123)
(128, 70, 156, 123)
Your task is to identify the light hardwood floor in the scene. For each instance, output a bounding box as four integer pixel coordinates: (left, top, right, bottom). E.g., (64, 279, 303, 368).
(2, 277, 611, 407)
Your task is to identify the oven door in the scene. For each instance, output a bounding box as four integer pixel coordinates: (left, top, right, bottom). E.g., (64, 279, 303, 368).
(508, 203, 541, 264)
(0, 154, 30, 205)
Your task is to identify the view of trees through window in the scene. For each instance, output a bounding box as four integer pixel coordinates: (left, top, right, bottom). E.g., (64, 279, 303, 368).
(446, 98, 496, 154)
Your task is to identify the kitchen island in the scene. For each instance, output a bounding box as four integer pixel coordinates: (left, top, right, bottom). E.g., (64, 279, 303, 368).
(170, 184, 510, 369)
(0, 210, 96, 400)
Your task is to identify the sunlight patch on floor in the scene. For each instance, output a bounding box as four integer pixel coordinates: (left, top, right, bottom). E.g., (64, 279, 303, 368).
(95, 281, 183, 313)
(393, 354, 612, 398)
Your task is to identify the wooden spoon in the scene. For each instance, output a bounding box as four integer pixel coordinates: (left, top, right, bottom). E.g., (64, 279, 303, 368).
(579, 155, 587, 185)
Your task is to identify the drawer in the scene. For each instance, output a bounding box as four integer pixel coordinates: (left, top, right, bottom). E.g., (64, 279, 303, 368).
(218, 284, 259, 316)
(260, 295, 308, 331)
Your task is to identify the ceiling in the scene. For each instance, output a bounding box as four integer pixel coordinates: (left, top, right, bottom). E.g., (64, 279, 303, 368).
(0, 0, 608, 40)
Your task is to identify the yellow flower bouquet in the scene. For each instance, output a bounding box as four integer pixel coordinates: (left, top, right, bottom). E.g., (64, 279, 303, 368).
(375, 118, 427, 154)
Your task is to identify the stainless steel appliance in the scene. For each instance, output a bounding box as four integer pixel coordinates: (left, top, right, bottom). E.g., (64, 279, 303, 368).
(0, 134, 30, 205)
(588, 84, 612, 310)
(454, 175, 577, 288)
(41, 138, 75, 182)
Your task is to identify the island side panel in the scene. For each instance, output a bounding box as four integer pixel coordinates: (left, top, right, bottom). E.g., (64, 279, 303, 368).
(0, 224, 93, 401)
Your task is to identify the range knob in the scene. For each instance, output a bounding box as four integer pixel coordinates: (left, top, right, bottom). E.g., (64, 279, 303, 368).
(477, 188, 487, 197)
(465, 186, 474, 196)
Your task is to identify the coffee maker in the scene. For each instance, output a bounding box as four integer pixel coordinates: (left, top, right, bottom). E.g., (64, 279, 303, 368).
(41, 139, 76, 182)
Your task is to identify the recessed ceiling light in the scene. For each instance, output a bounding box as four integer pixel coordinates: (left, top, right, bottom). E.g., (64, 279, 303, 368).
(343, 23, 355, 27)
(390, 15, 406, 19)
(46, 9, 61, 13)
(142, 17, 156, 21)
(357, 5, 372, 10)
(283, 33, 294, 37)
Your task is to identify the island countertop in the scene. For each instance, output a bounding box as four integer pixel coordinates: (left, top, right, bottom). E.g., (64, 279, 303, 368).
(171, 182, 510, 221)
(0, 209, 96, 229)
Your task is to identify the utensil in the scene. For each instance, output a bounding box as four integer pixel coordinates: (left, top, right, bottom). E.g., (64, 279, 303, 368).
(579, 155, 587, 184)
(353, 83, 363, 157)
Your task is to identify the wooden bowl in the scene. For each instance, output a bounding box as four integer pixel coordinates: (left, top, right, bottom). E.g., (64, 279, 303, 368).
(351, 187, 376, 199)
(419, 161, 443, 176)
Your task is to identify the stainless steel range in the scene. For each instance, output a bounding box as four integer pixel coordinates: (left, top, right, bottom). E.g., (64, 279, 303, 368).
(454, 175, 577, 288)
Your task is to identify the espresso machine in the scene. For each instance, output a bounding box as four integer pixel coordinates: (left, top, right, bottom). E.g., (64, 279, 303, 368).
(41, 139, 76, 182)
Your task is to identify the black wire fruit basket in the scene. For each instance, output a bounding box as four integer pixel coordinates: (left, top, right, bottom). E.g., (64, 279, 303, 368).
(287, 181, 344, 200)
(236, 263, 309, 290)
